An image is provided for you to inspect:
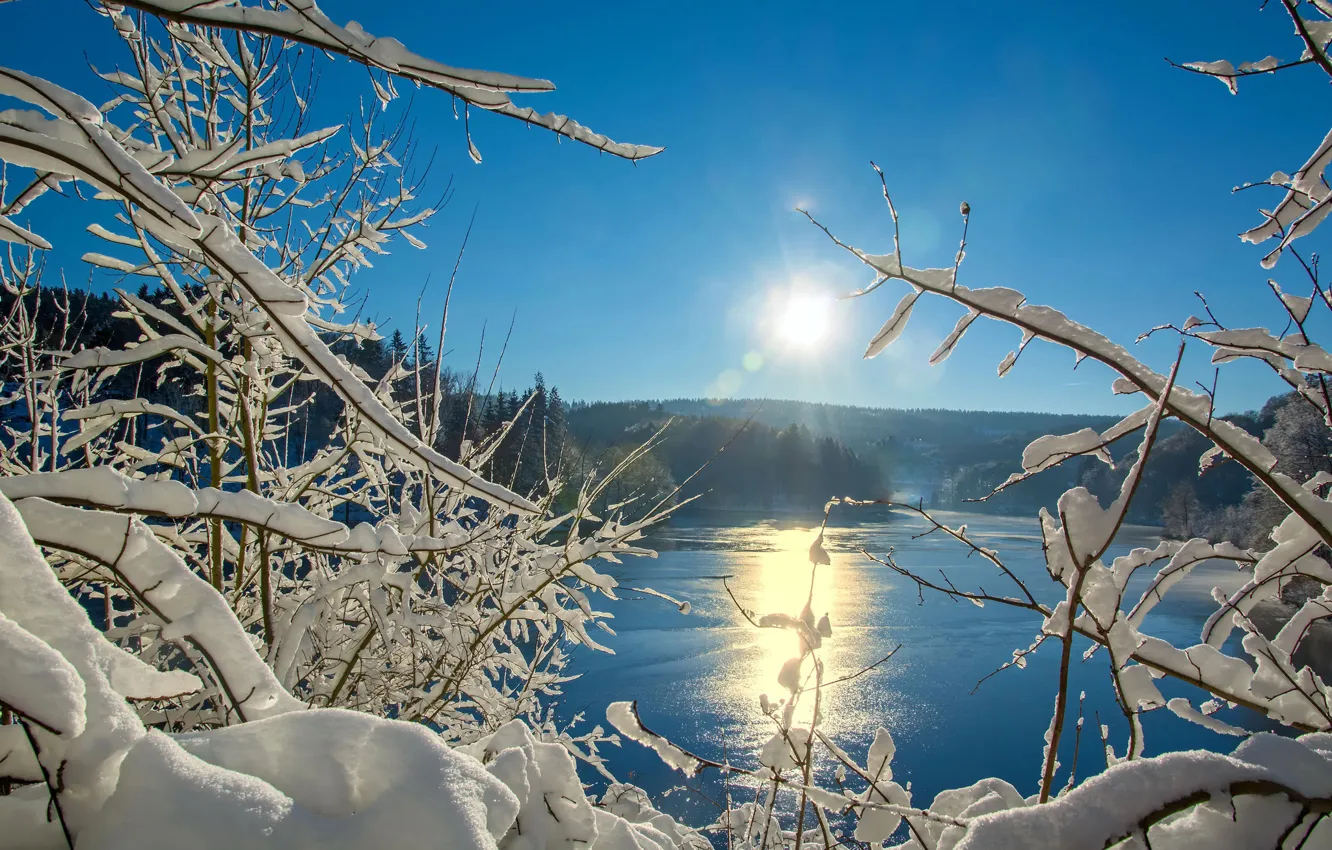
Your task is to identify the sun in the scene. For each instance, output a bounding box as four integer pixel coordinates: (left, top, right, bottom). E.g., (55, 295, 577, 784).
(770, 289, 833, 350)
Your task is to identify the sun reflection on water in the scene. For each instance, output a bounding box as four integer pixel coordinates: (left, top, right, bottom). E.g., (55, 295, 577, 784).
(743, 527, 842, 730)
(685, 521, 912, 760)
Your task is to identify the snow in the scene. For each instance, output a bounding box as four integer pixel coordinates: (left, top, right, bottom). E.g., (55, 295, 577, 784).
(1184, 60, 1238, 93)
(1239, 56, 1280, 73)
(61, 333, 227, 370)
(867, 727, 896, 780)
(854, 784, 909, 843)
(103, 644, 200, 702)
(0, 213, 51, 250)
(833, 229, 1332, 550)
(1145, 793, 1303, 850)
(0, 723, 41, 782)
(816, 613, 832, 637)
(0, 66, 103, 124)
(626, 585, 691, 614)
(79, 731, 301, 850)
(0, 489, 148, 829)
(0, 784, 64, 848)
(166, 127, 340, 181)
(848, 727, 915, 843)
(864, 289, 922, 359)
(189, 215, 540, 515)
(4, 40, 544, 519)
(1020, 428, 1111, 475)
(0, 613, 86, 736)
(1202, 510, 1332, 650)
(119, 0, 550, 93)
(14, 497, 305, 722)
(1279, 289, 1314, 322)
(1262, 195, 1332, 269)
(777, 657, 804, 692)
(0, 71, 199, 236)
(607, 701, 707, 776)
(1244, 129, 1332, 248)
(0, 469, 196, 517)
(84, 712, 515, 850)
(0, 440, 512, 561)
(491, 103, 665, 161)
(757, 612, 821, 650)
(0, 482, 702, 850)
(1125, 539, 1246, 627)
(1200, 445, 1229, 473)
(809, 532, 831, 566)
(1118, 664, 1165, 711)
(1243, 628, 1332, 729)
(954, 735, 1332, 850)
(930, 309, 979, 365)
(1165, 698, 1247, 736)
(1273, 586, 1332, 655)
(109, 0, 660, 160)
(900, 778, 1025, 850)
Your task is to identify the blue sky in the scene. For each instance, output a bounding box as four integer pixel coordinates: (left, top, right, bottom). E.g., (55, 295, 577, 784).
(3, 1, 1328, 414)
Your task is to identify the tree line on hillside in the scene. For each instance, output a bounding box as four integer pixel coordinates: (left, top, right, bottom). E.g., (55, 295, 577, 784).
(1152, 390, 1329, 548)
(13, 281, 1323, 537)
(567, 401, 886, 512)
(0, 285, 886, 515)
(588, 398, 1128, 509)
(938, 388, 1332, 552)
(656, 397, 1122, 449)
(560, 392, 1332, 545)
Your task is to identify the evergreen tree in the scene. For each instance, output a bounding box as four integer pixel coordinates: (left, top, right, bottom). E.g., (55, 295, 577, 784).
(388, 329, 410, 364)
(353, 337, 392, 381)
(518, 374, 550, 492)
(411, 332, 434, 370)
(548, 386, 566, 435)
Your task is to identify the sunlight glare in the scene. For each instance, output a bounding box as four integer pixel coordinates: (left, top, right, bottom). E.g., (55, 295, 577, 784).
(769, 288, 834, 351)
(749, 528, 838, 728)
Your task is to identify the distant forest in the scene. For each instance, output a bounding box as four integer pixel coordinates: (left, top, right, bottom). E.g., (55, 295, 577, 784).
(8, 284, 1321, 533)
(577, 397, 1130, 516)
(566, 402, 885, 512)
(575, 394, 1326, 542)
(3, 285, 881, 514)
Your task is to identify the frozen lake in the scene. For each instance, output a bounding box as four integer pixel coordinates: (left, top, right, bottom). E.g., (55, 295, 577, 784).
(554, 508, 1276, 827)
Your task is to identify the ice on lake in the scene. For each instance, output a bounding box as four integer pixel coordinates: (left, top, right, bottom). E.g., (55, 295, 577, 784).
(554, 508, 1273, 826)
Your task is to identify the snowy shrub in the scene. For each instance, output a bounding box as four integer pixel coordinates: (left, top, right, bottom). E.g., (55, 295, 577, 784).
(606, 4, 1332, 849)
(0, 1, 705, 847)
(0, 481, 698, 849)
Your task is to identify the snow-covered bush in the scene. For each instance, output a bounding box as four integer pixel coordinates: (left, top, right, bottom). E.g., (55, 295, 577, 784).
(0, 484, 701, 849)
(607, 4, 1332, 849)
(0, 2, 705, 847)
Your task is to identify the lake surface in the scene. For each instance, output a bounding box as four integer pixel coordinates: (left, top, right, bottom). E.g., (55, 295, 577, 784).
(554, 508, 1274, 828)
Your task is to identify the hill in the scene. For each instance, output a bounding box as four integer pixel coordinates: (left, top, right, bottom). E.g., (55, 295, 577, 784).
(565, 403, 886, 513)
(568, 398, 1127, 511)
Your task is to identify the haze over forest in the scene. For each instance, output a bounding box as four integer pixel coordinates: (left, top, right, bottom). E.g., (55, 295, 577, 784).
(564, 393, 1306, 538)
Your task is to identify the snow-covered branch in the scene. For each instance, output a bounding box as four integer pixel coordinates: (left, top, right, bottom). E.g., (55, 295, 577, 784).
(109, 0, 663, 160)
